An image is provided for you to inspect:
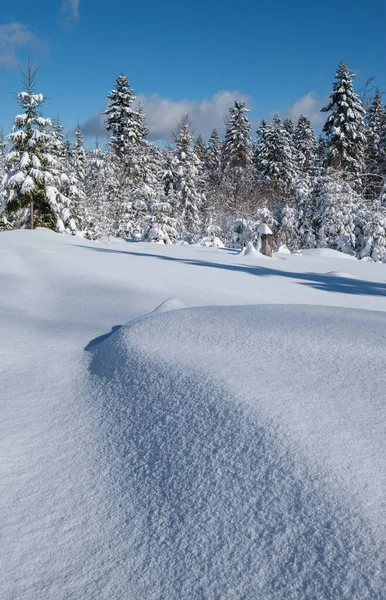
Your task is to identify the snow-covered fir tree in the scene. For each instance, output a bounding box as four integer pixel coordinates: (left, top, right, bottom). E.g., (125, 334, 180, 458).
(293, 115, 318, 175)
(312, 172, 362, 254)
(103, 74, 145, 156)
(256, 115, 297, 199)
(173, 117, 201, 236)
(0, 129, 7, 156)
(83, 141, 112, 238)
(222, 102, 256, 240)
(222, 101, 254, 172)
(161, 147, 177, 198)
(358, 206, 386, 262)
(194, 135, 207, 166)
(380, 178, 386, 207)
(293, 176, 316, 248)
(364, 89, 386, 199)
(321, 61, 366, 188)
(206, 129, 223, 184)
(46, 116, 83, 233)
(275, 202, 299, 251)
(1, 61, 74, 231)
(143, 190, 178, 244)
(193, 134, 208, 203)
(0, 129, 10, 229)
(283, 118, 295, 137)
(66, 125, 87, 230)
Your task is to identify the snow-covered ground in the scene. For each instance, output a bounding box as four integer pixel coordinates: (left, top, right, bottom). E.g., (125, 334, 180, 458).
(1, 229, 386, 599)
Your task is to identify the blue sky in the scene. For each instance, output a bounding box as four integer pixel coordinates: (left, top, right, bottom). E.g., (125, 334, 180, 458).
(1, 0, 385, 144)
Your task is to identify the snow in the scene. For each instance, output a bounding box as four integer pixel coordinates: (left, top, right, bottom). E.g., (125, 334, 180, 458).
(1, 229, 386, 599)
(239, 240, 261, 257)
(257, 222, 273, 235)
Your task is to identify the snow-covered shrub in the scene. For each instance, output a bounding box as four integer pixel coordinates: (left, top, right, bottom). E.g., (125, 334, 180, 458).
(198, 219, 225, 247)
(231, 218, 251, 249)
(358, 209, 386, 262)
(248, 207, 278, 249)
(143, 197, 177, 244)
(312, 173, 362, 255)
(275, 202, 299, 250)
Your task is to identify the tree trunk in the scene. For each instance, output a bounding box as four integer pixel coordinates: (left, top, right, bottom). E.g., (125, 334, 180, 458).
(30, 198, 34, 230)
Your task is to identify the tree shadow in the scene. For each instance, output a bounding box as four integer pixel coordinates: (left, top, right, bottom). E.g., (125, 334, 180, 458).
(75, 245, 386, 298)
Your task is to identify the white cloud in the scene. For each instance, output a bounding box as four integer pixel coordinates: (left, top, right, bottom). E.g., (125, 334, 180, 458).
(60, 0, 80, 27)
(285, 91, 329, 127)
(139, 90, 252, 140)
(0, 23, 42, 68)
(78, 89, 252, 142)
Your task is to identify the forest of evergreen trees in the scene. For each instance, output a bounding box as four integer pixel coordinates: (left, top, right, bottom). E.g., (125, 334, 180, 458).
(1, 60, 386, 260)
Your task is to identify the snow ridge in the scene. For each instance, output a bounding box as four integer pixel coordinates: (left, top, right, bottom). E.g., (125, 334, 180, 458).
(85, 303, 386, 599)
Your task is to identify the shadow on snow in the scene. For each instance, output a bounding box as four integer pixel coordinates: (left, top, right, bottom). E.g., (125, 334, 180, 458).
(75, 245, 386, 298)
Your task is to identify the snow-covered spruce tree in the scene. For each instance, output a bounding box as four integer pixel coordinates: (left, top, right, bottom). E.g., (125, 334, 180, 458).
(130, 141, 162, 239)
(312, 172, 362, 254)
(72, 125, 87, 188)
(203, 129, 224, 223)
(293, 176, 316, 248)
(275, 202, 299, 251)
(222, 101, 256, 245)
(381, 178, 386, 207)
(194, 135, 207, 166)
(193, 134, 208, 206)
(83, 141, 113, 239)
(1, 61, 73, 231)
(364, 89, 386, 200)
(103, 74, 144, 156)
(255, 119, 271, 170)
(103, 75, 156, 239)
(64, 124, 87, 231)
(103, 150, 135, 238)
(46, 116, 81, 233)
(256, 114, 297, 199)
(223, 101, 254, 173)
(143, 191, 178, 244)
(0, 129, 7, 156)
(321, 60, 366, 189)
(142, 146, 179, 244)
(173, 116, 201, 237)
(161, 147, 176, 197)
(283, 118, 295, 137)
(358, 206, 386, 262)
(293, 115, 318, 176)
(207, 128, 223, 184)
(0, 129, 11, 230)
(316, 134, 329, 173)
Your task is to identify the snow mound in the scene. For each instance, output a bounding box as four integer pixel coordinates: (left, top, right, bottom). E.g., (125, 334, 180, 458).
(325, 270, 358, 279)
(87, 304, 386, 598)
(301, 248, 357, 260)
(238, 241, 263, 257)
(150, 297, 189, 314)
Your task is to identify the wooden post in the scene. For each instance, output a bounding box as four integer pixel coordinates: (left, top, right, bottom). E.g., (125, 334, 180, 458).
(257, 223, 273, 257)
(261, 233, 274, 257)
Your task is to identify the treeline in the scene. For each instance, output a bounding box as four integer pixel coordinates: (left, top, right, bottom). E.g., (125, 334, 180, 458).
(1, 60, 386, 260)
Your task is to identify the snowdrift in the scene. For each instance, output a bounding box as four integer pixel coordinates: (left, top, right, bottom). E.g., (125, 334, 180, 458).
(87, 303, 386, 599)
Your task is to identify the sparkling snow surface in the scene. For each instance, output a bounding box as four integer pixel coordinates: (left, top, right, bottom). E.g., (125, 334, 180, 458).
(1, 229, 386, 599)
